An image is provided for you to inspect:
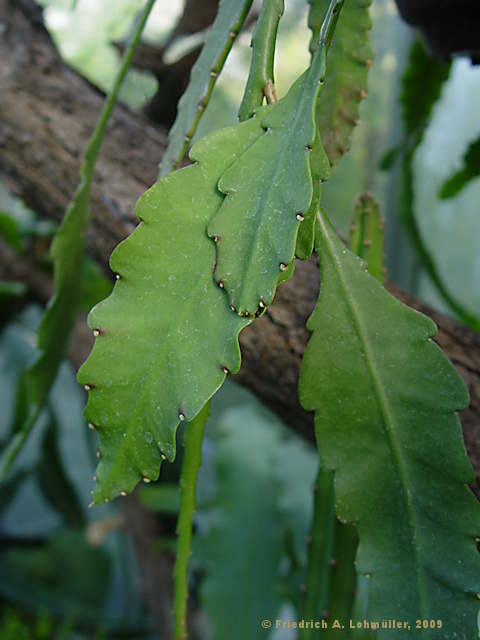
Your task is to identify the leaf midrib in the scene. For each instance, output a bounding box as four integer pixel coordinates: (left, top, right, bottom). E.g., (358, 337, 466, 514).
(316, 212, 430, 627)
(228, 75, 314, 309)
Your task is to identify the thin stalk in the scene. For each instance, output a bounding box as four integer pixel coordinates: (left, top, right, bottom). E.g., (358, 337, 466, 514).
(173, 402, 210, 640)
(301, 468, 336, 639)
(349, 193, 386, 284)
(159, 0, 254, 176)
(82, 0, 157, 171)
(238, 0, 284, 121)
(324, 523, 358, 639)
(0, 407, 41, 480)
(317, 0, 344, 52)
(0, 0, 156, 481)
(301, 467, 358, 640)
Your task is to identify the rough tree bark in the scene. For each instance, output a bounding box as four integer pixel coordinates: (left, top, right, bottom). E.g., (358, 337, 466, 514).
(0, 0, 479, 488)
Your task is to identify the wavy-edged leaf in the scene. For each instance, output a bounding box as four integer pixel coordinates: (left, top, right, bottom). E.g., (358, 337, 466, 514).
(77, 116, 270, 503)
(159, 0, 254, 177)
(296, 134, 331, 261)
(208, 26, 334, 315)
(301, 194, 385, 638)
(299, 212, 480, 638)
(439, 136, 480, 200)
(309, 0, 372, 166)
(349, 192, 385, 283)
(302, 196, 384, 639)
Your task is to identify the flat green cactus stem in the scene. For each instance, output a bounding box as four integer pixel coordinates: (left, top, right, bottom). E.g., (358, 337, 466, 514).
(78, 115, 269, 503)
(238, 0, 284, 122)
(299, 211, 480, 639)
(173, 402, 210, 640)
(0, 0, 156, 481)
(349, 192, 385, 283)
(159, 0, 254, 177)
(208, 0, 344, 315)
(309, 0, 373, 166)
(295, 133, 331, 260)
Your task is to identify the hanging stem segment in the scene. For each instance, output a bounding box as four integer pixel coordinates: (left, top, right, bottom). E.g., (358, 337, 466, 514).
(312, 0, 344, 53)
(173, 402, 210, 640)
(83, 0, 157, 165)
(301, 466, 358, 640)
(238, 0, 284, 121)
(301, 469, 337, 637)
(0, 0, 156, 482)
(159, 0, 254, 177)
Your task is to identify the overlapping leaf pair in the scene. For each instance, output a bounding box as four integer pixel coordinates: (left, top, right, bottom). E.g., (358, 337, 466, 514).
(78, 16, 335, 501)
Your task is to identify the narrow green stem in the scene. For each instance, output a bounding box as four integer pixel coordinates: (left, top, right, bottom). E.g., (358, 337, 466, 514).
(324, 523, 357, 639)
(238, 0, 284, 122)
(301, 466, 358, 640)
(315, 0, 344, 53)
(0, 410, 39, 480)
(302, 0, 345, 122)
(301, 468, 336, 639)
(161, 1, 253, 176)
(0, 0, 156, 482)
(173, 402, 210, 640)
(349, 193, 385, 284)
(83, 0, 156, 175)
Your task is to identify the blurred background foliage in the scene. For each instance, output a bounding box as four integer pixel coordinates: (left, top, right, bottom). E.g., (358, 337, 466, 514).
(0, 0, 479, 637)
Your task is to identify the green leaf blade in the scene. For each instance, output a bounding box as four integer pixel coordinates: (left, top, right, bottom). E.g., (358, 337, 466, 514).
(299, 213, 480, 637)
(349, 192, 385, 283)
(208, 1, 344, 312)
(309, 0, 373, 165)
(208, 49, 329, 314)
(78, 118, 268, 503)
(296, 135, 331, 261)
(0, 0, 157, 480)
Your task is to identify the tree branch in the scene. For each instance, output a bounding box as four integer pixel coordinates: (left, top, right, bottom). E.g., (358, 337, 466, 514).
(0, 0, 479, 492)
